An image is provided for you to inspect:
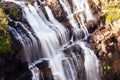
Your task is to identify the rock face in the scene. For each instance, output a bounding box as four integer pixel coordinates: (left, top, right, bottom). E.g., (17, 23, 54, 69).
(0, 54, 32, 80)
(0, 0, 116, 80)
(89, 20, 120, 80)
(35, 60, 54, 80)
(3, 2, 22, 21)
(87, 0, 101, 33)
(0, 3, 32, 80)
(2, 0, 101, 60)
(47, 0, 101, 32)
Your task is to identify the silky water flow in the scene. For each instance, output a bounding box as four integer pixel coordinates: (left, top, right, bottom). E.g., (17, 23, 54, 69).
(4, 0, 100, 80)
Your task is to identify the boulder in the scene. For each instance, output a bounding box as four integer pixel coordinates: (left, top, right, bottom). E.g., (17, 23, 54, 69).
(35, 60, 54, 80)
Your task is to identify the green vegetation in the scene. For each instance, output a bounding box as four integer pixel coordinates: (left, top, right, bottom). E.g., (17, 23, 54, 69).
(94, 0, 120, 23)
(104, 65, 111, 75)
(0, 6, 11, 54)
(6, 3, 21, 21)
(9, 5, 21, 20)
(102, 1, 120, 9)
(116, 1, 120, 8)
(106, 9, 120, 23)
(102, 1, 120, 23)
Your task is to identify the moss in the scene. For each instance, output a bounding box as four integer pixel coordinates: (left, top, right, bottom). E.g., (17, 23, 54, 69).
(0, 6, 11, 54)
(10, 6, 20, 19)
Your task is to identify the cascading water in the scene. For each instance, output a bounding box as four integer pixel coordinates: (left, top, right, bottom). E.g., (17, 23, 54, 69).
(4, 0, 100, 80)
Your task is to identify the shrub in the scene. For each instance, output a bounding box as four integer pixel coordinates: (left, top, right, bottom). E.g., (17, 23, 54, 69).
(106, 9, 120, 23)
(0, 6, 11, 54)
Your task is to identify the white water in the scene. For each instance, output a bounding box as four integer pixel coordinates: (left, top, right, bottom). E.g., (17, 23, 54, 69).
(78, 42, 100, 80)
(21, 2, 69, 80)
(4, 0, 100, 80)
(59, 0, 92, 38)
(44, 5, 69, 44)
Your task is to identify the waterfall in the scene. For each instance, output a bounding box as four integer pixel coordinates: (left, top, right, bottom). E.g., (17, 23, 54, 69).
(4, 0, 100, 80)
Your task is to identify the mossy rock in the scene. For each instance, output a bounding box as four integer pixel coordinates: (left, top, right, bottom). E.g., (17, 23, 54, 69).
(3, 2, 22, 21)
(0, 2, 22, 54)
(0, 4, 11, 54)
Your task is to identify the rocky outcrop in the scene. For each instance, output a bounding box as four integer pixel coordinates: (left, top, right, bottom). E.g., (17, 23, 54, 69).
(1, 0, 101, 59)
(90, 20, 120, 54)
(3, 2, 22, 21)
(0, 0, 111, 80)
(35, 60, 54, 80)
(0, 2, 30, 80)
(3, 0, 102, 32)
(0, 53, 32, 80)
(89, 20, 120, 80)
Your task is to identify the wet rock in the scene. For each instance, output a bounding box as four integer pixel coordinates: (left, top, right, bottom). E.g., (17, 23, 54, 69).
(3, 2, 22, 21)
(35, 60, 54, 80)
(46, 0, 72, 29)
(86, 0, 101, 33)
(36, 60, 49, 69)
(0, 53, 32, 80)
(62, 43, 86, 80)
(86, 20, 98, 33)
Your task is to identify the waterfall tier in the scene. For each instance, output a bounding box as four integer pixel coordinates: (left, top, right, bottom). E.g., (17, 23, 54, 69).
(4, 0, 100, 80)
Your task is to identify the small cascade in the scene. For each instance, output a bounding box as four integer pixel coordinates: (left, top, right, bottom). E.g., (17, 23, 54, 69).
(8, 20, 41, 63)
(44, 5, 69, 44)
(4, 0, 100, 80)
(78, 41, 100, 80)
